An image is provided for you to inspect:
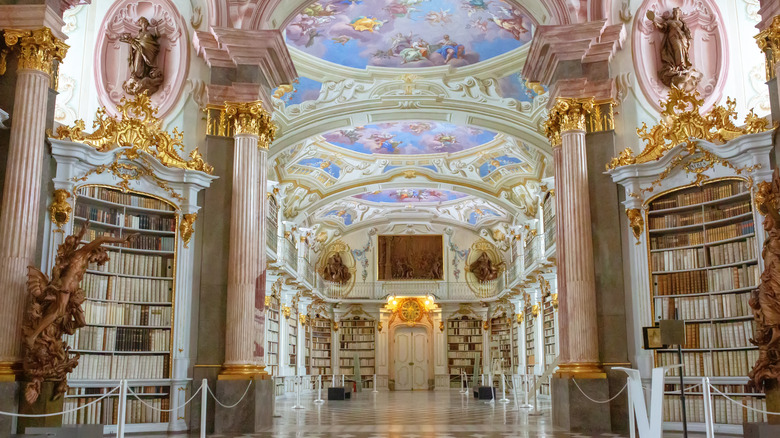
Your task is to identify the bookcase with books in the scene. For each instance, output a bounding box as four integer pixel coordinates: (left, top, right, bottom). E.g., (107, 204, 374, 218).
(647, 178, 765, 432)
(446, 316, 482, 388)
(489, 315, 512, 374)
(543, 192, 556, 251)
(542, 294, 557, 367)
(309, 316, 333, 376)
(525, 305, 536, 375)
(338, 317, 376, 389)
(62, 185, 178, 432)
(266, 294, 280, 376)
(511, 316, 519, 372)
(288, 308, 298, 368)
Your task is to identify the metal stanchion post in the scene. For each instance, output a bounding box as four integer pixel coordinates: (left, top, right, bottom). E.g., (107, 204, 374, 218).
(341, 374, 345, 388)
(372, 374, 378, 393)
(499, 373, 509, 403)
(627, 380, 635, 438)
(315, 375, 324, 404)
(117, 380, 128, 438)
(460, 370, 467, 395)
(703, 377, 714, 438)
(332, 374, 336, 387)
(519, 374, 532, 409)
(293, 376, 304, 409)
(200, 379, 207, 438)
(529, 375, 543, 416)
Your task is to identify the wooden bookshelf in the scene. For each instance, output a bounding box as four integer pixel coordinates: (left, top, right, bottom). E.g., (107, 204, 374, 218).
(543, 192, 555, 250)
(288, 308, 298, 368)
(64, 186, 175, 427)
(309, 317, 332, 376)
(511, 316, 519, 373)
(542, 295, 556, 367)
(266, 295, 280, 376)
(447, 316, 482, 388)
(647, 179, 764, 429)
(489, 316, 512, 375)
(338, 317, 376, 389)
(525, 305, 535, 375)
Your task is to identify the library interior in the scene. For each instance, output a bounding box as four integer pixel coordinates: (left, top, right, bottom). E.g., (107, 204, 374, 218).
(1, 0, 780, 437)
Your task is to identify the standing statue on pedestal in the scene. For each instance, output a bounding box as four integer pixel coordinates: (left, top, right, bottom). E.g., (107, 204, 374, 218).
(22, 223, 136, 404)
(749, 168, 780, 423)
(647, 7, 701, 92)
(120, 17, 164, 96)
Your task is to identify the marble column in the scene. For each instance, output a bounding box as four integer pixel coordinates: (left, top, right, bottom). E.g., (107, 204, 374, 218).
(546, 98, 600, 375)
(551, 142, 568, 365)
(220, 101, 275, 379)
(0, 27, 67, 379)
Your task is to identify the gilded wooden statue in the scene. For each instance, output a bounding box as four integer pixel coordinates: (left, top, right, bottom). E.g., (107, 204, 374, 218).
(120, 17, 164, 96)
(468, 252, 501, 283)
(22, 223, 136, 404)
(749, 168, 780, 421)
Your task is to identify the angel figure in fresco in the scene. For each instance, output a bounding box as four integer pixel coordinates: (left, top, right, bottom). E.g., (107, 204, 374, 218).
(489, 8, 530, 40)
(435, 35, 466, 63)
(350, 16, 386, 32)
(469, 252, 501, 283)
(462, 0, 490, 15)
(406, 122, 432, 134)
(120, 17, 164, 96)
(370, 133, 403, 153)
(23, 223, 136, 403)
(400, 39, 430, 64)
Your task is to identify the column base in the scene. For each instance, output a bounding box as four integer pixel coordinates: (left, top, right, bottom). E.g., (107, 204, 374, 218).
(17, 381, 64, 434)
(0, 380, 18, 436)
(745, 423, 780, 437)
(551, 374, 611, 434)
(218, 364, 269, 380)
(214, 377, 274, 434)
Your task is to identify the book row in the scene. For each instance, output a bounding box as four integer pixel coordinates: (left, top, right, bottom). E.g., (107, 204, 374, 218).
(83, 229, 175, 252)
(310, 350, 330, 358)
(266, 344, 278, 355)
(310, 358, 331, 367)
(663, 394, 766, 424)
(649, 183, 743, 211)
(62, 394, 170, 425)
(447, 328, 482, 336)
(648, 209, 703, 229)
(310, 367, 332, 375)
(338, 358, 375, 366)
(339, 328, 375, 335)
(267, 319, 279, 332)
(449, 344, 482, 351)
(448, 351, 481, 359)
(682, 321, 756, 349)
(447, 321, 482, 328)
(653, 264, 759, 296)
(338, 350, 374, 358)
(708, 237, 757, 267)
(448, 336, 483, 343)
(656, 349, 759, 376)
(74, 206, 176, 232)
(88, 253, 173, 278)
(650, 231, 704, 250)
(655, 296, 711, 320)
(78, 187, 174, 212)
(339, 335, 375, 342)
(69, 354, 168, 380)
(651, 247, 706, 272)
(65, 327, 170, 352)
(702, 201, 752, 222)
(712, 292, 752, 319)
(706, 220, 754, 243)
(82, 273, 172, 303)
(707, 264, 759, 292)
(83, 301, 172, 327)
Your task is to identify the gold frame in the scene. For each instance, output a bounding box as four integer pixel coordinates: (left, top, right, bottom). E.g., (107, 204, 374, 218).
(374, 234, 445, 282)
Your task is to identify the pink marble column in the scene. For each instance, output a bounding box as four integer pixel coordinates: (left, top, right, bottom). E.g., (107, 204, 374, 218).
(0, 28, 67, 378)
(220, 101, 274, 379)
(552, 145, 569, 364)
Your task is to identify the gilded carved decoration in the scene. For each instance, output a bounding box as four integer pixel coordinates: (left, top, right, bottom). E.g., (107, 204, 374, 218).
(49, 189, 72, 231)
(51, 92, 213, 174)
(544, 97, 609, 147)
(606, 88, 771, 171)
(756, 15, 780, 80)
(551, 293, 559, 310)
(748, 168, 780, 393)
(224, 101, 277, 148)
(531, 304, 540, 318)
(179, 213, 196, 248)
(23, 224, 135, 403)
(516, 312, 523, 324)
(1, 27, 68, 81)
(625, 208, 644, 245)
(538, 275, 551, 298)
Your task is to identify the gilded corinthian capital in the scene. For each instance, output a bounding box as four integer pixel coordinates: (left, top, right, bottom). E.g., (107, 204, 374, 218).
(224, 100, 277, 148)
(1, 28, 68, 79)
(546, 97, 596, 139)
(756, 15, 780, 80)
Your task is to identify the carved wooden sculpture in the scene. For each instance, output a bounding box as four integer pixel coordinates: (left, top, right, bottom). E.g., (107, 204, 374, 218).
(22, 223, 135, 404)
(749, 168, 780, 421)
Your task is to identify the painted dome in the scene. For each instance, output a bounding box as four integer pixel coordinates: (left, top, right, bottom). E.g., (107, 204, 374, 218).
(321, 122, 497, 155)
(353, 188, 468, 203)
(285, 0, 534, 69)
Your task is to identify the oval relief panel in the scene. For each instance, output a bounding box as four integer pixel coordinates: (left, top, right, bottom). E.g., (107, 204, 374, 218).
(94, 0, 189, 118)
(632, 0, 728, 111)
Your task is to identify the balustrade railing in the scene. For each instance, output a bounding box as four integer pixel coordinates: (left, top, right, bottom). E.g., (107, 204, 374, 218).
(544, 225, 556, 252)
(266, 226, 277, 253)
(282, 238, 297, 272)
(523, 235, 540, 270)
(300, 258, 315, 287)
(318, 277, 505, 300)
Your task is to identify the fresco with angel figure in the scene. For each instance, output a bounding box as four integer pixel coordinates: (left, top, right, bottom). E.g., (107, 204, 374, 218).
(322, 122, 496, 155)
(286, 0, 534, 69)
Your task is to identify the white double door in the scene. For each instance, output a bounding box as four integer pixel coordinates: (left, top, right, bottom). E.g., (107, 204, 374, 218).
(394, 326, 428, 390)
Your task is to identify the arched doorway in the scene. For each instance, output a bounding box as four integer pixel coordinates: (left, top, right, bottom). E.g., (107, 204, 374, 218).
(392, 325, 429, 390)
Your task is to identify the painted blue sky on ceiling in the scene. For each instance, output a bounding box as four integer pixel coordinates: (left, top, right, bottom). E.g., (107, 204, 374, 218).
(467, 207, 501, 224)
(497, 72, 547, 102)
(296, 157, 342, 178)
(478, 155, 523, 177)
(354, 188, 467, 203)
(285, 0, 534, 69)
(272, 77, 322, 105)
(324, 209, 354, 225)
(322, 122, 496, 155)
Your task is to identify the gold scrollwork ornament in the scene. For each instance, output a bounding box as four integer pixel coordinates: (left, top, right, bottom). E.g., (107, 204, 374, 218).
(377, 321, 383, 332)
(516, 313, 523, 324)
(552, 293, 559, 310)
(755, 15, 780, 80)
(179, 213, 197, 248)
(625, 208, 644, 245)
(49, 189, 72, 231)
(439, 321, 444, 332)
(531, 304, 540, 318)
(1, 27, 68, 80)
(224, 101, 277, 147)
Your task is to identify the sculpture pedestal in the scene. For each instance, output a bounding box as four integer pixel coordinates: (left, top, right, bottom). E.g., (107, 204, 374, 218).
(214, 377, 274, 434)
(0, 381, 18, 436)
(17, 381, 64, 434)
(551, 374, 611, 434)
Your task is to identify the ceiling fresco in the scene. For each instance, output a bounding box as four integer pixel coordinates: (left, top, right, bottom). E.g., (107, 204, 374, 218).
(272, 76, 323, 105)
(353, 188, 467, 203)
(285, 0, 534, 69)
(321, 122, 497, 155)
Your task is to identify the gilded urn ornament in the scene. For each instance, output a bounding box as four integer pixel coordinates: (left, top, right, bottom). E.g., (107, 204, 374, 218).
(22, 223, 136, 404)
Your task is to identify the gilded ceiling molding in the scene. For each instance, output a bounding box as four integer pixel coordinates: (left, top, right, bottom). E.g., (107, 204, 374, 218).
(756, 15, 780, 80)
(51, 93, 213, 174)
(606, 88, 771, 170)
(224, 100, 277, 147)
(0, 27, 68, 82)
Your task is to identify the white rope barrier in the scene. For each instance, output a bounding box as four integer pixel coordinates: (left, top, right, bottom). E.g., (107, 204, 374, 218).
(572, 379, 628, 404)
(709, 384, 780, 415)
(0, 385, 120, 417)
(127, 383, 203, 413)
(206, 379, 253, 409)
